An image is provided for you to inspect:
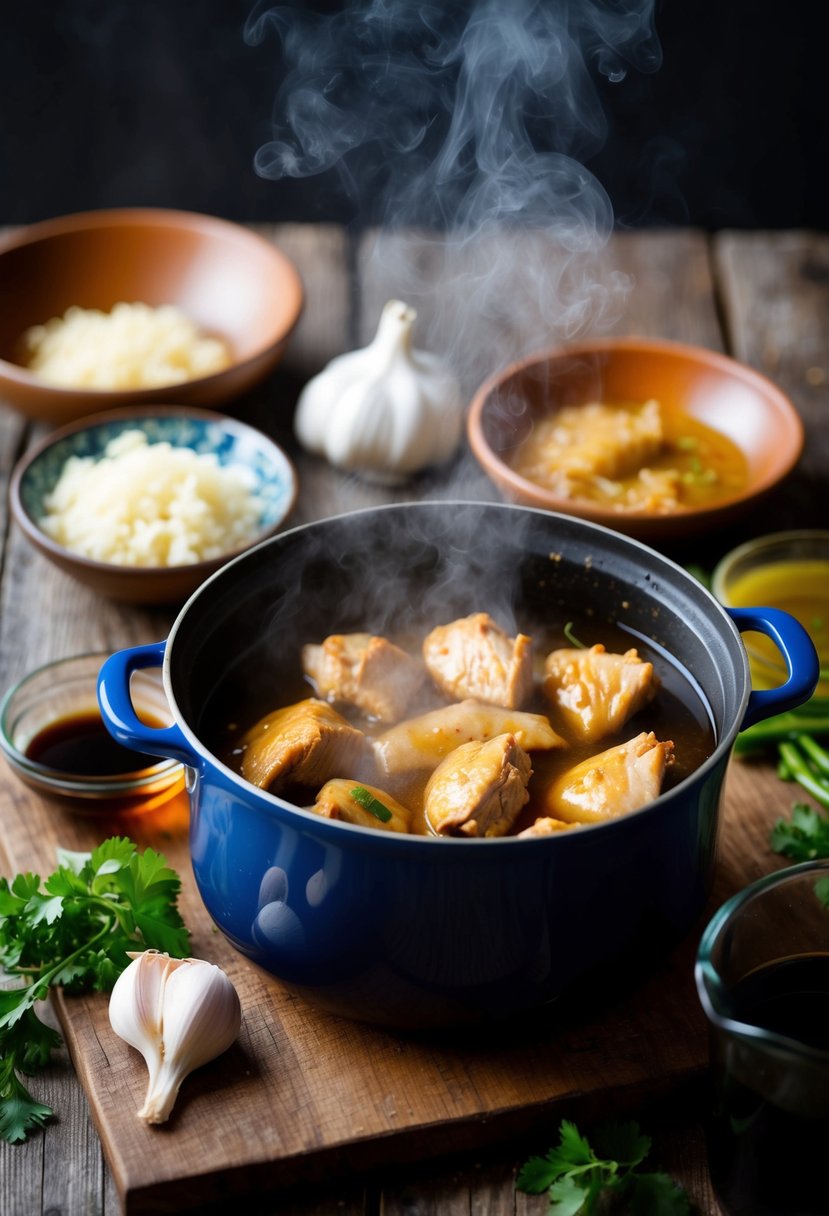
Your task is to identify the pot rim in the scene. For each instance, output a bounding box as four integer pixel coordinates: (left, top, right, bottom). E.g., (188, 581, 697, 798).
(161, 499, 751, 849)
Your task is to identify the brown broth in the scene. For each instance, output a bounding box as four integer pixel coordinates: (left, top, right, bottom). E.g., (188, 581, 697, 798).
(218, 614, 716, 837)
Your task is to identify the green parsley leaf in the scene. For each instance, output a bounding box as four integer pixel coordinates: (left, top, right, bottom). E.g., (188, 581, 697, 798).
(594, 1120, 651, 1168)
(0, 1065, 54, 1143)
(548, 1175, 590, 1216)
(0, 835, 189, 1144)
(349, 786, 393, 823)
(516, 1119, 693, 1216)
(771, 802, 829, 861)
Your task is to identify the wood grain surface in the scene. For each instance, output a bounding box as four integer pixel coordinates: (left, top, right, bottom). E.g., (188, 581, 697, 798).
(1, 225, 827, 1216)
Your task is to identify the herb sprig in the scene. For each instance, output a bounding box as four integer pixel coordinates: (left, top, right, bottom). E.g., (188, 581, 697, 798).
(771, 801, 829, 861)
(516, 1119, 693, 1215)
(0, 836, 189, 1143)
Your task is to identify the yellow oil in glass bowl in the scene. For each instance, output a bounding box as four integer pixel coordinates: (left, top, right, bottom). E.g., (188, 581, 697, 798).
(713, 532, 829, 694)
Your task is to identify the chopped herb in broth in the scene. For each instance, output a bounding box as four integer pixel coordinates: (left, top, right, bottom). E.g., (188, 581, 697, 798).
(511, 400, 748, 513)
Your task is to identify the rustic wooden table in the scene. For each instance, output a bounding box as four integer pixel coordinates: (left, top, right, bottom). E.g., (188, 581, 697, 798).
(0, 224, 827, 1216)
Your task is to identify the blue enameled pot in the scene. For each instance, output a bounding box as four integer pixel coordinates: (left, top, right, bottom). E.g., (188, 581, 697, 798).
(98, 503, 819, 1028)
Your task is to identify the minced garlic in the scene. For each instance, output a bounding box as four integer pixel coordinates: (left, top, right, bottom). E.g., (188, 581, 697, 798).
(22, 302, 231, 390)
(39, 430, 263, 567)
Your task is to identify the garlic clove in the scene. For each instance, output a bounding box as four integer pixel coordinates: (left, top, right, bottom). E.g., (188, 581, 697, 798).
(109, 950, 241, 1125)
(294, 299, 463, 483)
(108, 950, 176, 1095)
(155, 958, 241, 1077)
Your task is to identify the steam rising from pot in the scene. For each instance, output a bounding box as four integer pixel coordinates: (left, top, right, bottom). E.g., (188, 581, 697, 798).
(246, 0, 661, 390)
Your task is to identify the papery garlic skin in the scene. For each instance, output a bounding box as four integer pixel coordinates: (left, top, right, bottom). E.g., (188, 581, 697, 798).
(108, 949, 241, 1125)
(294, 300, 463, 484)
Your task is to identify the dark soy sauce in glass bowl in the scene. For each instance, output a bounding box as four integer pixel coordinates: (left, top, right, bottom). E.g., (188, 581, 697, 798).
(707, 953, 829, 1216)
(0, 653, 183, 807)
(24, 709, 164, 777)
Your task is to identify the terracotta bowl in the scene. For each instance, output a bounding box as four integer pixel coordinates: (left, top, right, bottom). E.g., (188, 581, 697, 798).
(467, 338, 804, 541)
(0, 208, 304, 424)
(10, 406, 298, 604)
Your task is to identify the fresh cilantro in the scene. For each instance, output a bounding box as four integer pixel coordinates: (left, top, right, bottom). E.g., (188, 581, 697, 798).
(0, 836, 189, 1143)
(516, 1118, 693, 1215)
(771, 801, 829, 862)
(349, 785, 393, 823)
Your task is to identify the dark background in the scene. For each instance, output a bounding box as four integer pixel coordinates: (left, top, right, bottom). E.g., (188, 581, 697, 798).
(1, 0, 826, 231)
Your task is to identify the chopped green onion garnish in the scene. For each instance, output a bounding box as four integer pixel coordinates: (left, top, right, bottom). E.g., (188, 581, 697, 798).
(350, 785, 393, 822)
(675, 435, 699, 451)
(682, 466, 718, 486)
(563, 621, 586, 648)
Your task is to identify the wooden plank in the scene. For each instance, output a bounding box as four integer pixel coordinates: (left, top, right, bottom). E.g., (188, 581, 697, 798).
(713, 229, 829, 531)
(226, 222, 357, 526)
(250, 223, 351, 381)
(0, 760, 729, 1216)
(357, 228, 721, 385)
(600, 229, 723, 348)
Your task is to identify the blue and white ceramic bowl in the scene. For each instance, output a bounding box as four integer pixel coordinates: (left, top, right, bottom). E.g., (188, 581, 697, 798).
(10, 406, 298, 604)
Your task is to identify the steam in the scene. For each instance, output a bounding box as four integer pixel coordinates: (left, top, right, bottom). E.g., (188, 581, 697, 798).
(246, 0, 661, 388)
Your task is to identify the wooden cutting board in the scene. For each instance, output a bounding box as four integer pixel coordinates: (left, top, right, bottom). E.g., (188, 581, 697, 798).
(0, 749, 792, 1215)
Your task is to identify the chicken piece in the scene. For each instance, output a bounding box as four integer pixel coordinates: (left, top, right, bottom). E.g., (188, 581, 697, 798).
(302, 632, 425, 724)
(424, 733, 532, 838)
(422, 612, 533, 709)
(517, 817, 577, 838)
(312, 779, 412, 834)
(543, 731, 674, 824)
(543, 644, 658, 743)
(373, 698, 566, 777)
(240, 698, 374, 793)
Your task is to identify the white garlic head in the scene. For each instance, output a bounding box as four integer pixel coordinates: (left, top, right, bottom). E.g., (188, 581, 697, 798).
(294, 300, 463, 484)
(108, 949, 241, 1125)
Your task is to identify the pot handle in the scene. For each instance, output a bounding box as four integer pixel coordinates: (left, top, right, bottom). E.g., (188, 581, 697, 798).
(727, 607, 820, 731)
(97, 642, 199, 767)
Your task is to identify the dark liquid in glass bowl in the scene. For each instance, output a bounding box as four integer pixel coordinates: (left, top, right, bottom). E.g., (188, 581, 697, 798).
(25, 711, 162, 777)
(708, 954, 829, 1216)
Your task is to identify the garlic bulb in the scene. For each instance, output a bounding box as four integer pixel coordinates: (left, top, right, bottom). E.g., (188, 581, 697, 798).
(108, 949, 241, 1124)
(294, 299, 463, 483)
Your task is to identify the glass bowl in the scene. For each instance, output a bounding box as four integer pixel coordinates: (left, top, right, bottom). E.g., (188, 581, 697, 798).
(712, 530, 829, 694)
(0, 652, 183, 809)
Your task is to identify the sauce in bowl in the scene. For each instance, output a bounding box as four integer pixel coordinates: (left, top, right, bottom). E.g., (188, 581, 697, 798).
(0, 652, 182, 806)
(510, 400, 749, 514)
(713, 532, 829, 693)
(24, 709, 165, 777)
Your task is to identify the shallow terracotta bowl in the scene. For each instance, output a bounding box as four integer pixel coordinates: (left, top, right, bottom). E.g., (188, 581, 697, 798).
(467, 338, 803, 540)
(0, 208, 304, 424)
